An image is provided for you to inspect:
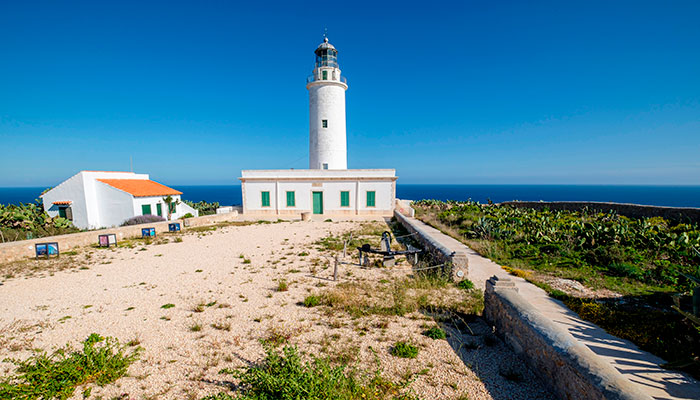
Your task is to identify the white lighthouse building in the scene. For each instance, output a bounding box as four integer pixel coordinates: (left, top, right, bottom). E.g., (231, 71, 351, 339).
(308, 37, 348, 170)
(240, 37, 396, 217)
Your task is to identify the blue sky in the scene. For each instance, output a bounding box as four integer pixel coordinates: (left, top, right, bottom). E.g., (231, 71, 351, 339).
(1, 0, 699, 187)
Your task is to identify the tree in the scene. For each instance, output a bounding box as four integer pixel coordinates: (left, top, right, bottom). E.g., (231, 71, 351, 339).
(162, 195, 181, 221)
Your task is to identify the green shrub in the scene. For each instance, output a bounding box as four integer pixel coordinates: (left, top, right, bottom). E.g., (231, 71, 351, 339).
(213, 345, 416, 400)
(456, 279, 474, 290)
(0, 333, 140, 399)
(390, 341, 419, 358)
(423, 326, 446, 340)
(303, 295, 320, 307)
(182, 213, 194, 219)
(277, 279, 289, 292)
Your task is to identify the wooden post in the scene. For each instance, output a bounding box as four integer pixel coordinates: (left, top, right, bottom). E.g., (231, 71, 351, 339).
(334, 257, 339, 281)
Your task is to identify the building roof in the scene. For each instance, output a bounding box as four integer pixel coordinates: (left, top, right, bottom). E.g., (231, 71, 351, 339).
(97, 179, 182, 197)
(52, 201, 72, 205)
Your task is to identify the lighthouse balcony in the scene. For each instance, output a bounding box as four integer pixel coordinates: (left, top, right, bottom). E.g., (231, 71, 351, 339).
(306, 74, 347, 85)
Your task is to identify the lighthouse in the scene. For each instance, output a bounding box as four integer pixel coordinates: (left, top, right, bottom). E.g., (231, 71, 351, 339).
(239, 36, 396, 217)
(307, 37, 348, 170)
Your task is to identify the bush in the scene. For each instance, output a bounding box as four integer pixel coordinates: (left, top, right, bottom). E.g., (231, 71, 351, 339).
(182, 213, 194, 219)
(215, 345, 416, 400)
(183, 200, 220, 216)
(0, 333, 140, 399)
(0, 201, 78, 242)
(423, 326, 446, 340)
(390, 341, 419, 358)
(121, 215, 165, 226)
(457, 279, 474, 290)
(303, 295, 320, 307)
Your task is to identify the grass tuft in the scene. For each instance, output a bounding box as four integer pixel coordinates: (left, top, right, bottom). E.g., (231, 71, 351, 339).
(390, 341, 419, 358)
(423, 326, 447, 340)
(208, 345, 417, 400)
(0, 333, 140, 399)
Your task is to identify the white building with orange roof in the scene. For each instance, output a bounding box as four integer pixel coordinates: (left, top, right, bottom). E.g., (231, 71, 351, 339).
(40, 171, 198, 229)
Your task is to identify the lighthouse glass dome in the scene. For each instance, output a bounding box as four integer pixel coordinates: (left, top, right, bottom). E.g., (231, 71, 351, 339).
(314, 44, 338, 68)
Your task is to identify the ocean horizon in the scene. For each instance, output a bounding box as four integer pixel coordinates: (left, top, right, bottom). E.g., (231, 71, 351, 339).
(2, 184, 700, 209)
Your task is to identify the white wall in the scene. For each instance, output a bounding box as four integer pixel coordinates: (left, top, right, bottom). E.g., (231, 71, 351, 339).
(130, 195, 197, 221)
(41, 172, 90, 229)
(82, 171, 148, 228)
(308, 80, 347, 170)
(243, 179, 395, 215)
(95, 181, 136, 227)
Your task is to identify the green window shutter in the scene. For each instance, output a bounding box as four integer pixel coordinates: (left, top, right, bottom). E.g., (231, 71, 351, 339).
(142, 204, 152, 215)
(156, 203, 162, 216)
(286, 191, 295, 207)
(58, 207, 66, 218)
(262, 191, 270, 207)
(366, 191, 376, 207)
(340, 191, 350, 207)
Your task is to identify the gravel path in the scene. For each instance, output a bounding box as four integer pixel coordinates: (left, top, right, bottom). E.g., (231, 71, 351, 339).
(0, 219, 554, 400)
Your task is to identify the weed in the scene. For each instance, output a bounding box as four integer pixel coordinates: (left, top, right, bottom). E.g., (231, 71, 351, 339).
(457, 279, 474, 290)
(277, 279, 289, 292)
(423, 326, 447, 340)
(0, 333, 140, 399)
(303, 295, 320, 307)
(390, 341, 419, 358)
(189, 322, 203, 332)
(161, 303, 175, 309)
(210, 346, 417, 400)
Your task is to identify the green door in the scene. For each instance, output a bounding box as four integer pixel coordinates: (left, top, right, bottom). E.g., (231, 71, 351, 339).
(312, 192, 323, 214)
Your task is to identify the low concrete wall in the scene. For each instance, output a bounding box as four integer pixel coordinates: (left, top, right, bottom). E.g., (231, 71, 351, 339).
(0, 211, 238, 263)
(484, 276, 652, 400)
(394, 211, 467, 281)
(501, 201, 700, 224)
(395, 211, 654, 399)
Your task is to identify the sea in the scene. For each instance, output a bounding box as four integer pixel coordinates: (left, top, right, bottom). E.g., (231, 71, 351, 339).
(2, 184, 700, 208)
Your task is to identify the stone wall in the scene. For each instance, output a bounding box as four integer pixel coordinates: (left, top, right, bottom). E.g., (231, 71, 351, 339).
(484, 276, 652, 400)
(501, 201, 700, 224)
(0, 211, 238, 263)
(394, 211, 467, 281)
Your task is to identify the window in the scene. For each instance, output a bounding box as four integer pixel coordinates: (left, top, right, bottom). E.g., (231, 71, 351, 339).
(322, 163, 328, 170)
(156, 203, 162, 216)
(322, 119, 328, 128)
(340, 191, 350, 207)
(286, 191, 295, 207)
(169, 202, 176, 214)
(366, 191, 376, 207)
(142, 204, 152, 215)
(58, 206, 73, 221)
(261, 191, 270, 207)
(322, 70, 328, 80)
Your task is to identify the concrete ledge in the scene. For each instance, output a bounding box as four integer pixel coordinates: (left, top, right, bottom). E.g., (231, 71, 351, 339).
(394, 210, 467, 281)
(484, 276, 653, 400)
(0, 211, 238, 263)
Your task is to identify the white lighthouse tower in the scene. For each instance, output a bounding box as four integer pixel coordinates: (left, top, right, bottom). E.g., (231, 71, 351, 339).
(307, 37, 348, 170)
(239, 36, 397, 218)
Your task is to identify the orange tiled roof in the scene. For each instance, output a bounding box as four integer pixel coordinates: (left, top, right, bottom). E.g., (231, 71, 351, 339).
(53, 201, 72, 205)
(97, 179, 182, 198)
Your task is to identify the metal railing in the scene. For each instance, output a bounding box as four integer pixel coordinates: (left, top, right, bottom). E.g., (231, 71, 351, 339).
(306, 74, 348, 85)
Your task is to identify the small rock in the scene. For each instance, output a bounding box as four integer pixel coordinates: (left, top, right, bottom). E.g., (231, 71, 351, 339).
(554, 278, 585, 292)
